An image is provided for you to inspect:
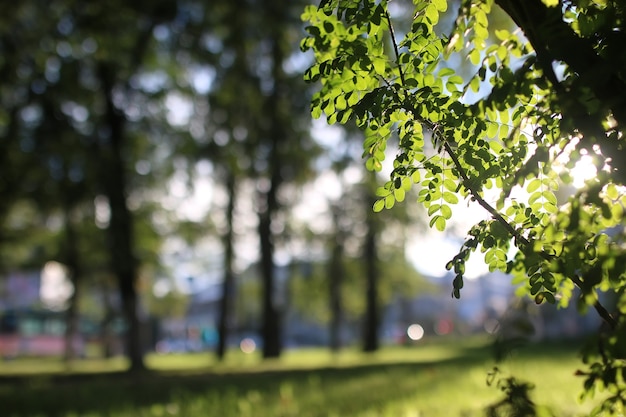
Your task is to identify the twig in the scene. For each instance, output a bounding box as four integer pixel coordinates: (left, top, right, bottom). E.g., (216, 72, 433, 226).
(571, 274, 617, 330)
(443, 141, 524, 242)
(384, 10, 405, 87)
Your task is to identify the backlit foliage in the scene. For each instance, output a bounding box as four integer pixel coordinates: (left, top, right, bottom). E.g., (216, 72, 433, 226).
(303, 0, 626, 412)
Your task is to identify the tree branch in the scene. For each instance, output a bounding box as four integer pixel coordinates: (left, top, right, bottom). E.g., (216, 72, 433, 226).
(443, 141, 524, 243)
(384, 10, 405, 87)
(571, 274, 617, 330)
(442, 140, 616, 329)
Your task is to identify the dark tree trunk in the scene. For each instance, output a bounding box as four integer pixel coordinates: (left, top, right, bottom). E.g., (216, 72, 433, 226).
(256, 0, 292, 360)
(328, 206, 345, 352)
(257, 126, 284, 358)
(258, 176, 282, 358)
(0, 108, 21, 266)
(98, 62, 145, 372)
(362, 225, 380, 352)
(62, 199, 81, 362)
(363, 178, 380, 353)
(100, 281, 117, 358)
(216, 174, 236, 360)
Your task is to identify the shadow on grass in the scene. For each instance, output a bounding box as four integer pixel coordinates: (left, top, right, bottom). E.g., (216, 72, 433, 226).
(0, 339, 581, 417)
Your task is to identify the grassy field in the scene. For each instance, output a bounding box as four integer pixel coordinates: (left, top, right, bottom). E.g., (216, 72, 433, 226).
(0, 337, 612, 417)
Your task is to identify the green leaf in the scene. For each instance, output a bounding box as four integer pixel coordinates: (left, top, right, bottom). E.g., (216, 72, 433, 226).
(428, 203, 441, 216)
(527, 178, 541, 193)
(542, 191, 557, 205)
(535, 291, 555, 304)
(443, 179, 457, 192)
(311, 105, 322, 119)
(438, 67, 455, 77)
(424, 4, 439, 25)
(494, 29, 510, 41)
(372, 58, 386, 75)
(496, 45, 507, 61)
(394, 188, 406, 202)
(443, 191, 459, 204)
(468, 49, 481, 66)
(440, 204, 452, 219)
(448, 75, 463, 85)
(376, 186, 390, 197)
(401, 177, 412, 191)
(469, 76, 480, 92)
(435, 216, 446, 231)
(529, 191, 542, 205)
(385, 194, 395, 209)
(355, 76, 368, 90)
(432, 0, 448, 12)
(373, 199, 385, 212)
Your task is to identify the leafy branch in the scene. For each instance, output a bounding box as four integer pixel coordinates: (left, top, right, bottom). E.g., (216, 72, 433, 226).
(304, 0, 626, 409)
(441, 138, 616, 329)
(378, 0, 617, 329)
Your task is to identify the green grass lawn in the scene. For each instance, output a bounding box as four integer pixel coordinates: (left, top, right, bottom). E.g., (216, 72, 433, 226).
(0, 337, 614, 417)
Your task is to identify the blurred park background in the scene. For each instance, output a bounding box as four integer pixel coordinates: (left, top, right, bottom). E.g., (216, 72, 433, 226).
(0, 0, 607, 415)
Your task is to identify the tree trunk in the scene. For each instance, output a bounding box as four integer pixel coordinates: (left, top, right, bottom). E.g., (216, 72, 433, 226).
(0, 108, 21, 268)
(62, 199, 81, 363)
(100, 280, 116, 358)
(256, 0, 291, 360)
(363, 176, 380, 353)
(98, 62, 145, 372)
(328, 206, 345, 352)
(258, 182, 282, 358)
(257, 135, 283, 358)
(216, 173, 236, 360)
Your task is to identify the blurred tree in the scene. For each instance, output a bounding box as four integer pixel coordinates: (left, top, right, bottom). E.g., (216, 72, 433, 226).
(216, 173, 237, 360)
(253, 0, 317, 358)
(200, 0, 316, 359)
(289, 119, 431, 351)
(0, 0, 185, 370)
(322, 130, 365, 351)
(96, 57, 147, 371)
(192, 0, 258, 361)
(360, 168, 433, 351)
(88, 0, 186, 369)
(2, 0, 325, 366)
(290, 183, 432, 349)
(0, 2, 59, 268)
(147, 0, 320, 360)
(0, 2, 99, 361)
(33, 96, 95, 361)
